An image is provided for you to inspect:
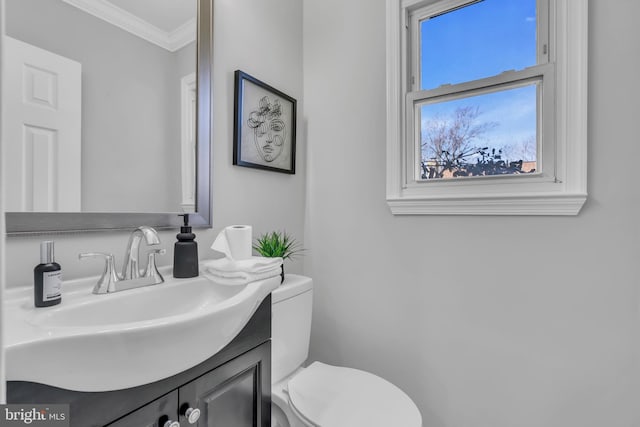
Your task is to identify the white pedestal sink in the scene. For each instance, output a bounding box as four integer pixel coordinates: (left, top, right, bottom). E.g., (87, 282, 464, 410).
(4, 268, 280, 392)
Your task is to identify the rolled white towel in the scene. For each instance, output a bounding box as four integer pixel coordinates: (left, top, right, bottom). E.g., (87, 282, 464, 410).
(203, 256, 283, 274)
(203, 267, 281, 286)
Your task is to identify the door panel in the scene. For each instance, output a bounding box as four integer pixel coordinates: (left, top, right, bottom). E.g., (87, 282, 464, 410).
(2, 36, 81, 211)
(180, 342, 271, 427)
(202, 367, 257, 426)
(107, 391, 179, 427)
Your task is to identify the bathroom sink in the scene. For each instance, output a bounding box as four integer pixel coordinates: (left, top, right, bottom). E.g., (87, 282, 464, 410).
(4, 269, 280, 392)
(28, 277, 240, 328)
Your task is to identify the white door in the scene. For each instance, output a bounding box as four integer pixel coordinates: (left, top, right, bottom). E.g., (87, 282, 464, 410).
(2, 36, 81, 212)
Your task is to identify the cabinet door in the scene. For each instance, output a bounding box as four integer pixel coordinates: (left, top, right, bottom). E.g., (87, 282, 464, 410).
(179, 342, 271, 427)
(107, 390, 179, 427)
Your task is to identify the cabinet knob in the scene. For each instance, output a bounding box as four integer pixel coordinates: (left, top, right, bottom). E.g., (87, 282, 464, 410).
(163, 421, 180, 427)
(184, 407, 201, 424)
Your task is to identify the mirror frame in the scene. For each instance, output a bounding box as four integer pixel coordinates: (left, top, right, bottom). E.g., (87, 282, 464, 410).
(5, 0, 212, 234)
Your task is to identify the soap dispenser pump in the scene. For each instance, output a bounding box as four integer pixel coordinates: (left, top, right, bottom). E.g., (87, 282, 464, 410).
(173, 214, 199, 278)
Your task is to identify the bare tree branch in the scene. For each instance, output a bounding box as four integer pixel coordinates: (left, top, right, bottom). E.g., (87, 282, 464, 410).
(420, 105, 535, 179)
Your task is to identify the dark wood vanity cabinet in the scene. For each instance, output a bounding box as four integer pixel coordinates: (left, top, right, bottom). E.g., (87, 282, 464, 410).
(7, 296, 272, 427)
(179, 342, 270, 427)
(108, 342, 270, 427)
(107, 390, 179, 427)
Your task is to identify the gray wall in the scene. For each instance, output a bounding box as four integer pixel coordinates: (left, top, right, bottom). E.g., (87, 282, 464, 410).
(303, 0, 640, 426)
(5, 0, 192, 212)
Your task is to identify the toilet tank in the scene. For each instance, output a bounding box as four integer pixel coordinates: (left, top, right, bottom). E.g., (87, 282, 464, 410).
(271, 274, 313, 384)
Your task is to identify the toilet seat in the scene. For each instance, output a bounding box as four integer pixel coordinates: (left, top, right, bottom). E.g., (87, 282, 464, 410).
(286, 362, 422, 427)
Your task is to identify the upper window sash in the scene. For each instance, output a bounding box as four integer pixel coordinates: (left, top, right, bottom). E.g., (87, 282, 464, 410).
(407, 0, 550, 92)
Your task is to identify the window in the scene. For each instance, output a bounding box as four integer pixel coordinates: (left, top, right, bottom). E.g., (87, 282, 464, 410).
(386, 0, 588, 215)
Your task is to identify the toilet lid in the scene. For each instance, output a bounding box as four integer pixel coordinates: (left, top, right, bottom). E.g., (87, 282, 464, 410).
(287, 362, 422, 427)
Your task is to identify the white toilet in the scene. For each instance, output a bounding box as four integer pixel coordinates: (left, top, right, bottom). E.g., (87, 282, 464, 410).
(271, 274, 422, 427)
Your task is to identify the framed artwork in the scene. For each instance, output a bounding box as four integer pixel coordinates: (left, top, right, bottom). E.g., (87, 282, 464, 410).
(233, 70, 297, 174)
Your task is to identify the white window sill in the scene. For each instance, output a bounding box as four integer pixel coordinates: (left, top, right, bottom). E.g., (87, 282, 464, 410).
(387, 193, 587, 216)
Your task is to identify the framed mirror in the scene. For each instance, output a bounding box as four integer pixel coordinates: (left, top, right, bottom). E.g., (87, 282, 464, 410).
(3, 0, 212, 233)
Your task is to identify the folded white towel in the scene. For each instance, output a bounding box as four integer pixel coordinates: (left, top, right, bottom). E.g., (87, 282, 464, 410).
(203, 267, 281, 286)
(203, 256, 283, 274)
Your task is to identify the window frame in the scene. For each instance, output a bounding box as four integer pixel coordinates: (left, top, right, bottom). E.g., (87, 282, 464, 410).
(386, 0, 588, 215)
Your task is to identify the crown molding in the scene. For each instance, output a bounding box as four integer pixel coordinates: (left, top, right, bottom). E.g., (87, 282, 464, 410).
(62, 0, 195, 52)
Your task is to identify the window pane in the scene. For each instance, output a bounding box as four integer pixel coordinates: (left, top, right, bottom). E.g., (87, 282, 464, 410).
(420, 0, 537, 90)
(419, 84, 537, 180)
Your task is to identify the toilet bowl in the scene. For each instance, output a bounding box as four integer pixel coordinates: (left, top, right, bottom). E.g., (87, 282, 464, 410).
(271, 275, 422, 427)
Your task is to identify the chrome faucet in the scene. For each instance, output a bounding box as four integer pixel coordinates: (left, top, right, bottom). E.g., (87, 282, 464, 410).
(79, 226, 165, 294)
(122, 226, 161, 280)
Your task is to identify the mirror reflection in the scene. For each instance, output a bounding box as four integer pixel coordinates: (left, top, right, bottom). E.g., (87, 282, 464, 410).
(2, 0, 197, 213)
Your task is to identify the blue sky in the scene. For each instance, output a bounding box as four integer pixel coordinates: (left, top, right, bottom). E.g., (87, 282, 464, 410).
(420, 0, 537, 161)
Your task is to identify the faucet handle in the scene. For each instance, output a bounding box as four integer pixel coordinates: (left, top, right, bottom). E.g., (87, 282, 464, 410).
(143, 248, 165, 283)
(79, 252, 120, 294)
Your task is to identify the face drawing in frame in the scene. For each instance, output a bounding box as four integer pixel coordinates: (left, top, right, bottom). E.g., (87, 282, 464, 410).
(246, 96, 286, 163)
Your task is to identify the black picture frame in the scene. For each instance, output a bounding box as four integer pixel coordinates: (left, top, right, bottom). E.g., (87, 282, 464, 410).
(233, 70, 297, 174)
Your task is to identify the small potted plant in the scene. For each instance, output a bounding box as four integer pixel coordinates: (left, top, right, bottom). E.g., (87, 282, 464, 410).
(253, 231, 304, 283)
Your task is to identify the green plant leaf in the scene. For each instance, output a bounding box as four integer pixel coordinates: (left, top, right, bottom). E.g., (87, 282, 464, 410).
(253, 230, 305, 261)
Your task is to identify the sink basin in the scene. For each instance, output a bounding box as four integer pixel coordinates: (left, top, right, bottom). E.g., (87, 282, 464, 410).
(4, 268, 280, 392)
(28, 277, 242, 328)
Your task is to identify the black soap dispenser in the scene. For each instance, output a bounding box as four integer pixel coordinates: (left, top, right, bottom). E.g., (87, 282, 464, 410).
(173, 214, 199, 278)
